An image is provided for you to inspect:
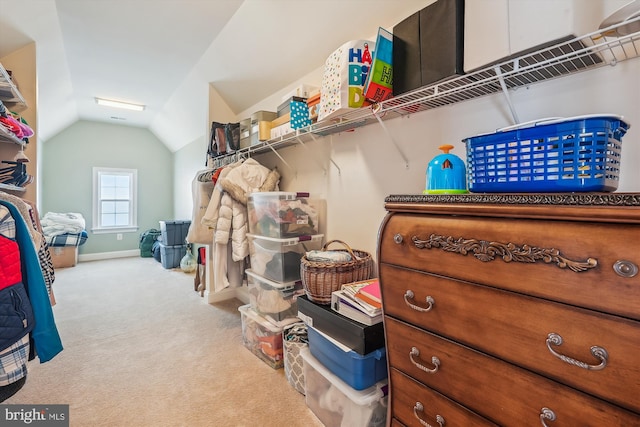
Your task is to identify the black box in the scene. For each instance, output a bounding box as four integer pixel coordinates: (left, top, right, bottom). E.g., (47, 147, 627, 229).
(420, 0, 464, 86)
(297, 295, 385, 355)
(393, 11, 422, 96)
(392, 0, 465, 96)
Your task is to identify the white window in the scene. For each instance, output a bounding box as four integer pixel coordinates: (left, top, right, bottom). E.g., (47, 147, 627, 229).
(92, 167, 138, 234)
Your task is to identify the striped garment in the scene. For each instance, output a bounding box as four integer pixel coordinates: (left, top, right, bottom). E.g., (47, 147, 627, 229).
(45, 230, 88, 247)
(0, 336, 29, 386)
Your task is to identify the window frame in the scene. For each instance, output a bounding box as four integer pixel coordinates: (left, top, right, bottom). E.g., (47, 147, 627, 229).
(91, 167, 138, 234)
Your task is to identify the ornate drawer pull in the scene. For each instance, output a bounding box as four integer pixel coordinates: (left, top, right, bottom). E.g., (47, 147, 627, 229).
(546, 333, 608, 371)
(540, 407, 556, 427)
(410, 347, 441, 374)
(404, 290, 435, 312)
(414, 402, 445, 427)
(412, 234, 597, 273)
(613, 260, 638, 278)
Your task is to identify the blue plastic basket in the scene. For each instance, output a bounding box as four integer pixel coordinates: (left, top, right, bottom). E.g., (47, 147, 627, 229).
(463, 115, 630, 192)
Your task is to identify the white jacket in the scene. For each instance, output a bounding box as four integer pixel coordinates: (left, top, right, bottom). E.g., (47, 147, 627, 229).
(201, 159, 280, 290)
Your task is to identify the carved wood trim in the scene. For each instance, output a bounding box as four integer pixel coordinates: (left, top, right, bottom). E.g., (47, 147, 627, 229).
(386, 193, 640, 206)
(412, 234, 598, 272)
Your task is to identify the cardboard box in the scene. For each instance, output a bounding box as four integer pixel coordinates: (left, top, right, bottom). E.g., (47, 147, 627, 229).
(239, 118, 251, 148)
(270, 113, 290, 128)
(307, 93, 321, 120)
(290, 99, 311, 130)
(251, 110, 277, 145)
(270, 113, 292, 139)
(277, 96, 307, 117)
(49, 246, 78, 269)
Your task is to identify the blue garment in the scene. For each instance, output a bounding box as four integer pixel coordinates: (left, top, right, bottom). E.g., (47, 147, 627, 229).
(0, 201, 63, 362)
(0, 283, 35, 350)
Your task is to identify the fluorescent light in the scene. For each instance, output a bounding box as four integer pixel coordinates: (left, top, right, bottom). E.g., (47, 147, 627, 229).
(95, 98, 145, 111)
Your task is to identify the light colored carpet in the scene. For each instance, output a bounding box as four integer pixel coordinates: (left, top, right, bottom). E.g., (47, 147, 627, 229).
(5, 257, 323, 427)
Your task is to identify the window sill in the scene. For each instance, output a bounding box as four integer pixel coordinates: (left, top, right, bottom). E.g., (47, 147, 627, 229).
(91, 226, 139, 235)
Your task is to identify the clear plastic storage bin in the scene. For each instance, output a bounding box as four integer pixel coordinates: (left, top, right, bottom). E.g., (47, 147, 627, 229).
(247, 234, 323, 283)
(301, 347, 388, 427)
(246, 269, 304, 323)
(248, 192, 322, 238)
(238, 304, 285, 369)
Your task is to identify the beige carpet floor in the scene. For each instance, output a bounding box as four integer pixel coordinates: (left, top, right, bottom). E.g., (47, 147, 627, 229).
(5, 257, 323, 427)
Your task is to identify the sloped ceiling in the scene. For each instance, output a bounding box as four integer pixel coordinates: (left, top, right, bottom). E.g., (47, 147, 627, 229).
(0, 0, 431, 152)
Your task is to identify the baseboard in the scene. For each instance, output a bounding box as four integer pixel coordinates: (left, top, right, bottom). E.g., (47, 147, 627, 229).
(205, 284, 250, 305)
(206, 286, 237, 304)
(78, 250, 140, 262)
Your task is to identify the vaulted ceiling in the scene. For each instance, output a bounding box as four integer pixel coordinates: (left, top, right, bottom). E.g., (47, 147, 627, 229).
(0, 0, 430, 152)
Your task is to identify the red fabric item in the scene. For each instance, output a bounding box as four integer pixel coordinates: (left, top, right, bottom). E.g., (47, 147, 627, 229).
(198, 246, 206, 265)
(0, 235, 22, 291)
(0, 116, 24, 139)
(211, 167, 224, 185)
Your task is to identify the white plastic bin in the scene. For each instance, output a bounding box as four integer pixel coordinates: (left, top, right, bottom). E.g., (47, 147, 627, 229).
(301, 347, 388, 427)
(246, 269, 304, 323)
(247, 234, 323, 283)
(238, 304, 285, 369)
(248, 192, 322, 238)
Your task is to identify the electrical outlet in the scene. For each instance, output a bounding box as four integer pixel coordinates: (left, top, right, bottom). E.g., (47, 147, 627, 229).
(117, 233, 123, 240)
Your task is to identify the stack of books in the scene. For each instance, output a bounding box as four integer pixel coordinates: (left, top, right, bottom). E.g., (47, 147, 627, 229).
(331, 279, 382, 325)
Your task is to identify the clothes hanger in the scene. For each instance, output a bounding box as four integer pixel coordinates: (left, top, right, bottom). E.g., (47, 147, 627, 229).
(14, 145, 29, 163)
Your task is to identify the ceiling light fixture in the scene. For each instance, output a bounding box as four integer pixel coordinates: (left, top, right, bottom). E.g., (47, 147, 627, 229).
(95, 97, 145, 111)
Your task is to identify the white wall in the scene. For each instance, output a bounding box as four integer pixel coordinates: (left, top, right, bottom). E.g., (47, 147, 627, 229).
(173, 133, 208, 221)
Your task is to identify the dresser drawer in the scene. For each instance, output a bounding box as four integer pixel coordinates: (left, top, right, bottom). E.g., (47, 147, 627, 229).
(390, 368, 497, 427)
(385, 316, 640, 425)
(379, 213, 640, 320)
(380, 264, 640, 413)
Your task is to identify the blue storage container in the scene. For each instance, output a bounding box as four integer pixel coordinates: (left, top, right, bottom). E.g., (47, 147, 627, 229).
(159, 243, 186, 269)
(307, 326, 387, 391)
(463, 115, 630, 193)
(159, 220, 191, 246)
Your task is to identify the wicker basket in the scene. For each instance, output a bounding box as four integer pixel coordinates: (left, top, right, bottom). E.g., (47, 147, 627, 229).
(300, 240, 373, 304)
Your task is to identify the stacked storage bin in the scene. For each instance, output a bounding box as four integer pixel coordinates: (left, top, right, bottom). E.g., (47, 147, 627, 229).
(297, 293, 389, 426)
(239, 192, 324, 371)
(158, 220, 190, 269)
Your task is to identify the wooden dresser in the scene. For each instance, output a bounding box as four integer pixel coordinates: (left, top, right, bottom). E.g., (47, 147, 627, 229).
(378, 193, 640, 427)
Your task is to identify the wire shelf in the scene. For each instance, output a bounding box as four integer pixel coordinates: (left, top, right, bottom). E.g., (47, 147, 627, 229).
(0, 62, 28, 146)
(212, 16, 640, 164)
(0, 63, 27, 111)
